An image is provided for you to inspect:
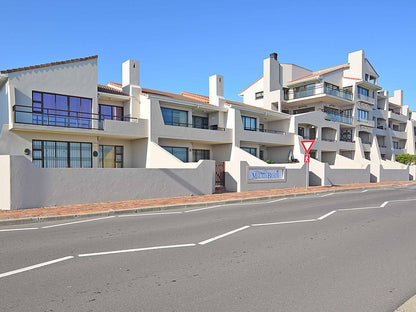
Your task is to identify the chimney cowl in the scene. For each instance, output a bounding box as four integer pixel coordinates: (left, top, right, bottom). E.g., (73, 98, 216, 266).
(270, 53, 278, 60)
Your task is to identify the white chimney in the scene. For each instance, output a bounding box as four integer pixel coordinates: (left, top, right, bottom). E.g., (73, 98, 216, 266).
(263, 52, 281, 111)
(122, 59, 140, 89)
(209, 74, 225, 107)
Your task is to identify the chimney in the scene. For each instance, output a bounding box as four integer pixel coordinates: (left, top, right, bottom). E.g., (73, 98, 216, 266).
(270, 52, 278, 60)
(122, 59, 140, 91)
(209, 74, 225, 107)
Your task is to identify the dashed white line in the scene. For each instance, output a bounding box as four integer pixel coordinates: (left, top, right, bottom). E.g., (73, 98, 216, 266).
(380, 201, 389, 208)
(185, 205, 223, 213)
(266, 198, 288, 204)
(317, 210, 337, 220)
(198, 226, 250, 245)
(0, 256, 74, 279)
(78, 243, 196, 257)
(361, 190, 368, 193)
(0, 227, 39, 232)
(41, 216, 115, 229)
(320, 193, 334, 198)
(252, 219, 316, 227)
(118, 211, 183, 217)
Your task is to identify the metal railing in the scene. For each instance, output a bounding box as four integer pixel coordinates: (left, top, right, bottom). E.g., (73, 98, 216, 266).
(324, 112, 352, 124)
(357, 93, 375, 104)
(13, 105, 138, 130)
(244, 127, 286, 135)
(164, 121, 226, 131)
(284, 83, 353, 101)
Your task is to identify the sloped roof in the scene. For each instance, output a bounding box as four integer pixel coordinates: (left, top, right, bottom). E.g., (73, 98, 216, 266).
(0, 55, 98, 74)
(287, 63, 349, 84)
(98, 84, 129, 96)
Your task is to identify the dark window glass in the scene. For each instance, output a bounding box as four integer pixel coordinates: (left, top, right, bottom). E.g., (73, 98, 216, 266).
(161, 107, 188, 126)
(193, 116, 208, 129)
(162, 146, 188, 162)
(357, 86, 369, 97)
(255, 91, 264, 100)
(32, 140, 92, 168)
(193, 149, 210, 162)
(99, 104, 124, 121)
(241, 147, 257, 156)
(99, 145, 123, 168)
(241, 116, 256, 131)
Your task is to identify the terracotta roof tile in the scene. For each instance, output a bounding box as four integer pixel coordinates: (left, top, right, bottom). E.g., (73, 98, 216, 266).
(98, 84, 129, 96)
(141, 88, 217, 107)
(181, 91, 210, 103)
(225, 100, 287, 116)
(0, 55, 98, 74)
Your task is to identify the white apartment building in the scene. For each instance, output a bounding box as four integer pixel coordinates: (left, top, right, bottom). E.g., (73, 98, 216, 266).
(0, 51, 414, 209)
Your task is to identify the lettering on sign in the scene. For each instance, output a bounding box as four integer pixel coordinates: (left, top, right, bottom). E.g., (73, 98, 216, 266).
(248, 168, 284, 181)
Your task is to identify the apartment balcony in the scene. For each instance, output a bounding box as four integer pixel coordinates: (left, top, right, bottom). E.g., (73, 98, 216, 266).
(390, 129, 407, 140)
(324, 112, 352, 125)
(356, 93, 376, 105)
(393, 148, 406, 155)
(354, 117, 375, 128)
(241, 127, 293, 145)
(338, 139, 355, 150)
(316, 138, 337, 151)
(388, 111, 408, 123)
(12, 105, 148, 139)
(157, 121, 232, 144)
(284, 83, 353, 105)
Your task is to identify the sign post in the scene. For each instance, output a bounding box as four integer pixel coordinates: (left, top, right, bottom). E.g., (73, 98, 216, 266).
(301, 140, 315, 190)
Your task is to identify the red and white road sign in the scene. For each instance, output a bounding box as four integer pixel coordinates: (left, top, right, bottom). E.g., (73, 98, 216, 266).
(304, 154, 310, 163)
(301, 140, 315, 154)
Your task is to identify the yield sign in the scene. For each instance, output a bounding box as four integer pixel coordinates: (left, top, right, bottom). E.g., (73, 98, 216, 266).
(301, 140, 315, 154)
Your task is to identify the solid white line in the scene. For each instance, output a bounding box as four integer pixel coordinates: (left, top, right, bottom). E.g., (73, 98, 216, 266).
(252, 219, 316, 227)
(0, 256, 74, 279)
(380, 201, 388, 208)
(317, 210, 337, 220)
(266, 198, 288, 204)
(185, 205, 223, 213)
(389, 198, 416, 203)
(118, 211, 183, 217)
(320, 193, 334, 198)
(198, 226, 250, 245)
(41, 216, 115, 229)
(78, 243, 196, 257)
(0, 227, 39, 232)
(338, 206, 382, 212)
(361, 190, 368, 193)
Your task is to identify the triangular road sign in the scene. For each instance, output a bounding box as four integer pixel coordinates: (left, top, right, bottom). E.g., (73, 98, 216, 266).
(301, 140, 315, 154)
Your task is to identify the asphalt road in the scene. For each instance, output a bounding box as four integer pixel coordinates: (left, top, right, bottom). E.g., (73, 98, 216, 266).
(1, 184, 416, 312)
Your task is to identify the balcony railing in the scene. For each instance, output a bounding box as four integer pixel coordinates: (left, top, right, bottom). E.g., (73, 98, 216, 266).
(355, 118, 375, 127)
(13, 105, 137, 130)
(284, 83, 353, 101)
(244, 127, 286, 135)
(164, 121, 226, 131)
(324, 112, 352, 124)
(357, 93, 375, 104)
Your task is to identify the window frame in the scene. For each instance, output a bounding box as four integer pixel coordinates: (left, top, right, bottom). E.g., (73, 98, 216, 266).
(241, 115, 257, 131)
(99, 145, 124, 168)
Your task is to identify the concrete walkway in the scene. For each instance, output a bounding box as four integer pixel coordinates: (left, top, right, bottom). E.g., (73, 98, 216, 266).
(1, 180, 415, 226)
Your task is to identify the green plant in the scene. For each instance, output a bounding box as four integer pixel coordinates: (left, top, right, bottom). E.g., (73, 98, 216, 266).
(396, 154, 416, 165)
(265, 159, 275, 164)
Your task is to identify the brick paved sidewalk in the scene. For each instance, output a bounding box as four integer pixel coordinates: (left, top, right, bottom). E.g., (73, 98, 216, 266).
(0, 180, 414, 222)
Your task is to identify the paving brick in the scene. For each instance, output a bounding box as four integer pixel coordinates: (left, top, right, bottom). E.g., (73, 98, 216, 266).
(0, 181, 414, 221)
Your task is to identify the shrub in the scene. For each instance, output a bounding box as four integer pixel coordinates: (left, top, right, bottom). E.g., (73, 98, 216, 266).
(265, 159, 275, 164)
(396, 154, 416, 165)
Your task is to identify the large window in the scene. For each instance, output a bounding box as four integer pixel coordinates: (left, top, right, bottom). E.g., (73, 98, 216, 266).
(32, 140, 92, 168)
(241, 116, 256, 131)
(357, 86, 370, 97)
(357, 109, 369, 121)
(294, 83, 315, 99)
(162, 146, 188, 162)
(193, 116, 208, 129)
(241, 147, 257, 156)
(99, 145, 123, 168)
(32, 91, 92, 128)
(193, 149, 210, 162)
(161, 107, 188, 127)
(99, 104, 124, 121)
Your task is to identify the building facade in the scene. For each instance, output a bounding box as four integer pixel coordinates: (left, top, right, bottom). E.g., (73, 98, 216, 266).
(0, 50, 414, 209)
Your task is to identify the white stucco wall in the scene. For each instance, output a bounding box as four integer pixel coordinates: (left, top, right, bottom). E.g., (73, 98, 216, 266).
(5, 156, 215, 210)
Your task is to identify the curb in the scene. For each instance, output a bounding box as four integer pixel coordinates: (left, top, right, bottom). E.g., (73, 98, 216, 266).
(0, 183, 406, 227)
(395, 294, 416, 312)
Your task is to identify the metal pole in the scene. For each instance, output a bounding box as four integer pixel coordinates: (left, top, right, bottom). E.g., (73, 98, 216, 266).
(306, 156, 309, 190)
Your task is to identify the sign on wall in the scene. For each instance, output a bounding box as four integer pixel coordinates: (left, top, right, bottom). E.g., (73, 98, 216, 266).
(248, 168, 284, 181)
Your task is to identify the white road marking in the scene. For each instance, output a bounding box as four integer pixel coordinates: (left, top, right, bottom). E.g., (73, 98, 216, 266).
(266, 198, 288, 204)
(361, 190, 368, 193)
(338, 206, 382, 212)
(317, 210, 337, 220)
(198, 226, 250, 245)
(389, 198, 416, 203)
(118, 211, 183, 217)
(78, 243, 196, 257)
(380, 201, 389, 208)
(320, 193, 334, 198)
(185, 205, 223, 213)
(0, 256, 73, 279)
(41, 216, 115, 229)
(252, 219, 316, 227)
(0, 227, 39, 232)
